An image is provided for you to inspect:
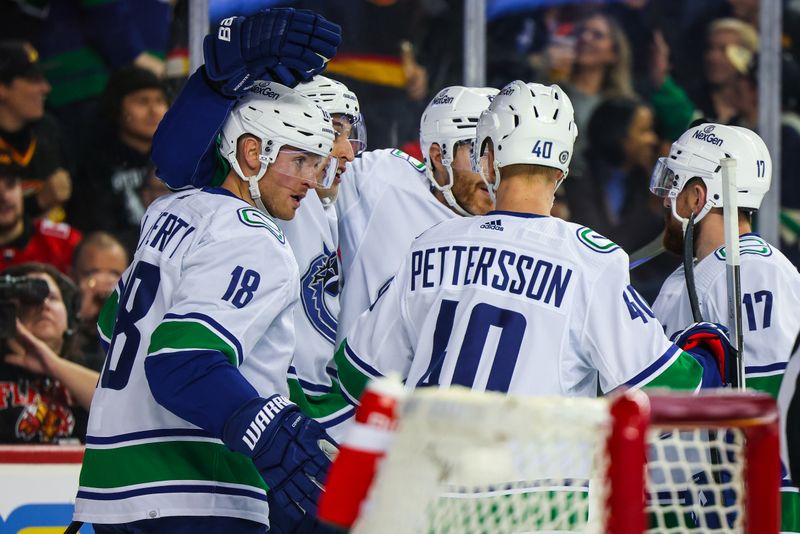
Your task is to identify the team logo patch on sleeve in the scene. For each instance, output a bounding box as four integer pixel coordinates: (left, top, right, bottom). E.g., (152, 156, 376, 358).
(576, 227, 619, 253)
(237, 207, 285, 243)
(390, 148, 426, 173)
(714, 235, 772, 260)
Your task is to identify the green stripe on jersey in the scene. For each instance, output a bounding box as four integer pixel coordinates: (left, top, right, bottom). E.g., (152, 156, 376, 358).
(782, 488, 800, 533)
(288, 378, 351, 420)
(148, 320, 238, 366)
(642, 351, 704, 391)
(97, 290, 119, 340)
(333, 340, 372, 402)
(746, 373, 784, 399)
(80, 440, 266, 491)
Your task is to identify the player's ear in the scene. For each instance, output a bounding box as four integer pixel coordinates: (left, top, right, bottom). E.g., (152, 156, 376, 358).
(238, 136, 261, 171)
(428, 143, 443, 170)
(688, 181, 707, 214)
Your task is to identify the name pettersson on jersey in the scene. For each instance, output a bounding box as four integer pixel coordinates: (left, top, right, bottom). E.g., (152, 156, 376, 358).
(243, 396, 293, 450)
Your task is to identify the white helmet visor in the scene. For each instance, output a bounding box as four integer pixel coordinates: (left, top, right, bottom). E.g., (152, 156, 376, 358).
(649, 157, 716, 199)
(332, 113, 367, 157)
(271, 150, 340, 189)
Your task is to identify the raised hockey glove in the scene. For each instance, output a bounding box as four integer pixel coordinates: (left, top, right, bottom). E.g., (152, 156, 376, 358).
(672, 321, 733, 387)
(223, 395, 337, 530)
(203, 8, 342, 97)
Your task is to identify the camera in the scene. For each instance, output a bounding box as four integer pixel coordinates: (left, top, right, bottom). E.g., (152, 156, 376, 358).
(0, 274, 50, 339)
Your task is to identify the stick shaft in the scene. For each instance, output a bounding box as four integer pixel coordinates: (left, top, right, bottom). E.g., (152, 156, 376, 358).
(721, 158, 745, 389)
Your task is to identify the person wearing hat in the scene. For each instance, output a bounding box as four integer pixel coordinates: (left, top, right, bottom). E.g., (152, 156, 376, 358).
(68, 65, 169, 256)
(0, 40, 72, 222)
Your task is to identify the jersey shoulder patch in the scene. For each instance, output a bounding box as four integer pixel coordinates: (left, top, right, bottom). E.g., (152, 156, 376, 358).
(575, 226, 620, 254)
(389, 148, 426, 173)
(237, 207, 285, 244)
(713, 234, 772, 260)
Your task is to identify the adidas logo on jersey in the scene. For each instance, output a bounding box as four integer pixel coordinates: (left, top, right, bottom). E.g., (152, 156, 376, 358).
(480, 219, 503, 231)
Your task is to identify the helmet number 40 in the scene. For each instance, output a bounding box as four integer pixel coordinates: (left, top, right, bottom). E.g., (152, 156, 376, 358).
(532, 141, 553, 159)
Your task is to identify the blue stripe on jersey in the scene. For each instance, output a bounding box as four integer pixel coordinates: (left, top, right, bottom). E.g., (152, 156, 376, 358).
(746, 362, 788, 375)
(320, 406, 356, 428)
(344, 343, 383, 379)
(77, 483, 267, 502)
(86, 428, 215, 446)
(485, 210, 547, 219)
(288, 366, 333, 394)
(164, 312, 244, 365)
(624, 345, 682, 387)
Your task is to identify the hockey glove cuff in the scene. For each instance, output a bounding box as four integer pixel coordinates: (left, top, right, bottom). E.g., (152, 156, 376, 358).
(223, 395, 337, 527)
(673, 321, 732, 387)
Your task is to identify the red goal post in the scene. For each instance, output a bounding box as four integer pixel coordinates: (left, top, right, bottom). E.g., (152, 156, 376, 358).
(320, 382, 780, 534)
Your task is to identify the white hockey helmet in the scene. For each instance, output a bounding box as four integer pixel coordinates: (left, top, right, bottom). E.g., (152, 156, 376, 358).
(473, 81, 578, 200)
(296, 75, 367, 155)
(419, 86, 498, 215)
(650, 123, 772, 225)
(219, 81, 336, 214)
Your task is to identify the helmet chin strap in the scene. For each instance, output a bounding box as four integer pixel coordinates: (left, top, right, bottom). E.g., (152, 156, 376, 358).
(670, 197, 714, 233)
(479, 160, 502, 205)
(230, 154, 272, 216)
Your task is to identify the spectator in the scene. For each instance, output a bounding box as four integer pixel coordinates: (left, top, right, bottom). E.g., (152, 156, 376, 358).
(552, 11, 635, 177)
(0, 164, 81, 274)
(689, 17, 758, 124)
(0, 40, 72, 221)
(70, 232, 128, 372)
(0, 262, 98, 443)
(35, 0, 172, 152)
(565, 96, 671, 301)
(68, 65, 168, 254)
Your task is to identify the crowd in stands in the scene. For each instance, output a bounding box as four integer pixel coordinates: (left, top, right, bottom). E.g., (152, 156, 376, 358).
(0, 0, 798, 443)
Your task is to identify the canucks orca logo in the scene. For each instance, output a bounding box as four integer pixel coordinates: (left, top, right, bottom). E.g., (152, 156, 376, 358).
(300, 244, 340, 344)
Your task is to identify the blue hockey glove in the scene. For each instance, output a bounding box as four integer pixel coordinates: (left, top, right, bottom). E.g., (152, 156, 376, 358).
(223, 395, 337, 531)
(203, 8, 342, 97)
(672, 322, 733, 387)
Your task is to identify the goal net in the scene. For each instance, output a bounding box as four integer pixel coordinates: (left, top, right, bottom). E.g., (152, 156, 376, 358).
(323, 386, 779, 534)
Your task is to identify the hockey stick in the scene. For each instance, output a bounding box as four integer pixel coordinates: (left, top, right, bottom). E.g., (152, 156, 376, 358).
(629, 231, 665, 270)
(721, 157, 744, 389)
(683, 213, 703, 323)
(63, 521, 83, 534)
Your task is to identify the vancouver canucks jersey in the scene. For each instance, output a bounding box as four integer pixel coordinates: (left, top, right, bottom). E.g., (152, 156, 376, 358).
(335, 148, 457, 345)
(653, 233, 800, 531)
(653, 234, 800, 397)
(336, 212, 709, 403)
(278, 189, 353, 440)
(74, 188, 299, 525)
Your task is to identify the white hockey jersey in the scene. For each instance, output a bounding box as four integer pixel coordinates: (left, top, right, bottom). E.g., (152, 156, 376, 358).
(335, 148, 457, 344)
(653, 233, 800, 396)
(653, 233, 800, 532)
(74, 188, 299, 525)
(278, 189, 353, 439)
(335, 212, 708, 402)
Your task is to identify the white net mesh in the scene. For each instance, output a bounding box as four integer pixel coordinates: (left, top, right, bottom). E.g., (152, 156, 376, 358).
(351, 388, 754, 534)
(645, 428, 745, 533)
(352, 388, 612, 534)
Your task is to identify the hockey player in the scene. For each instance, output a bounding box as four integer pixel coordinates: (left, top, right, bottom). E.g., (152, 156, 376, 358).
(281, 75, 366, 440)
(649, 123, 800, 530)
(334, 81, 729, 405)
(73, 84, 338, 533)
(335, 85, 499, 343)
